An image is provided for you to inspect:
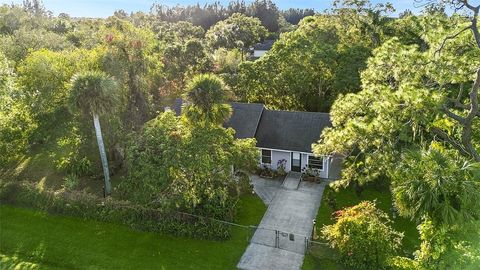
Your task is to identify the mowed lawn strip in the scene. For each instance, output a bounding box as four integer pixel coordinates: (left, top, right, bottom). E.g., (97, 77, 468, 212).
(0, 194, 266, 270)
(303, 185, 420, 270)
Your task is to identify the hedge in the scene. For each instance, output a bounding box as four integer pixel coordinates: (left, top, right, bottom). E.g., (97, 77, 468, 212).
(0, 181, 231, 240)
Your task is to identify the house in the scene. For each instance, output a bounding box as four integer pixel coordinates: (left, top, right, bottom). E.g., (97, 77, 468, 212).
(251, 39, 275, 59)
(172, 100, 342, 179)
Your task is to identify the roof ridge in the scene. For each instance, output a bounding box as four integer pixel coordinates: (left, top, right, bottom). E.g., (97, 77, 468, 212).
(229, 101, 330, 115)
(230, 101, 264, 106)
(264, 108, 330, 115)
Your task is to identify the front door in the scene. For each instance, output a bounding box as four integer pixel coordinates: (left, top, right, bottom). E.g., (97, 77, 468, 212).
(291, 152, 301, 172)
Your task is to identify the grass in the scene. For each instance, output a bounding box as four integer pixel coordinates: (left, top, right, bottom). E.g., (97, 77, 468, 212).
(0, 194, 266, 270)
(0, 148, 124, 197)
(302, 184, 421, 270)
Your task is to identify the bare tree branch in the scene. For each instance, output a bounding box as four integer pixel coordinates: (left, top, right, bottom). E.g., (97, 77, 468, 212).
(431, 126, 471, 157)
(433, 0, 480, 161)
(442, 105, 466, 123)
(462, 68, 480, 161)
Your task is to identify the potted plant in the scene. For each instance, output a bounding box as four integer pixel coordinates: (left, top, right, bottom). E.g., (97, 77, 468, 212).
(302, 167, 320, 182)
(259, 165, 275, 179)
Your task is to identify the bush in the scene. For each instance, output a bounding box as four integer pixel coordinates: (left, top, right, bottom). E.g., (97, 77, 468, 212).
(276, 159, 287, 176)
(0, 181, 231, 240)
(62, 174, 79, 191)
(322, 201, 403, 270)
(256, 164, 286, 179)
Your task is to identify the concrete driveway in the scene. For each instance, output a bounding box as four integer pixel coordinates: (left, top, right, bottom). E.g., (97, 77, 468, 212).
(238, 173, 328, 270)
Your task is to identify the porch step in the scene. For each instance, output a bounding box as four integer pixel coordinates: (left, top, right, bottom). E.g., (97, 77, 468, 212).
(282, 172, 302, 190)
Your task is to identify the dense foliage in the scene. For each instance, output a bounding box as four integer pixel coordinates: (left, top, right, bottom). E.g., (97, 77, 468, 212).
(235, 15, 372, 111)
(118, 74, 257, 222)
(206, 13, 267, 54)
(314, 2, 480, 269)
(322, 201, 403, 269)
(0, 53, 36, 165)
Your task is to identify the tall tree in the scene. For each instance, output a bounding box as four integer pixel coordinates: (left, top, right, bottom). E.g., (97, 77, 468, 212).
(332, 0, 395, 47)
(69, 71, 119, 195)
(247, 0, 280, 32)
(236, 15, 371, 112)
(432, 0, 480, 162)
(101, 18, 160, 129)
(206, 13, 267, 58)
(183, 74, 232, 125)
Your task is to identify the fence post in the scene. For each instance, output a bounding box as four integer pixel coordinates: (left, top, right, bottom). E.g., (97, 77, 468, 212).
(275, 230, 279, 248)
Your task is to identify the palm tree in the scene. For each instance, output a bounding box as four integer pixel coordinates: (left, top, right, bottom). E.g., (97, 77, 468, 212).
(70, 71, 118, 196)
(184, 74, 232, 124)
(392, 149, 480, 226)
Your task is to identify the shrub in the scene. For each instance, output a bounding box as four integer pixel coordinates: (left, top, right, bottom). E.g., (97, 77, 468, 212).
(322, 201, 403, 270)
(0, 181, 231, 240)
(276, 159, 287, 176)
(62, 174, 79, 191)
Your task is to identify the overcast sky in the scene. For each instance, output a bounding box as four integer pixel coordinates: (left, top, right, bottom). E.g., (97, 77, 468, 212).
(0, 0, 439, 18)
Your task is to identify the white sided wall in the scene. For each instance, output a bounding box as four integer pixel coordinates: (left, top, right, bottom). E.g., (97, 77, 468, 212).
(253, 50, 268, 58)
(260, 148, 330, 178)
(270, 150, 291, 171)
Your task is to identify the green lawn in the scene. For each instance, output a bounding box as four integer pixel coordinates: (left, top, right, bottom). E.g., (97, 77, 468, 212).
(302, 184, 421, 270)
(0, 194, 266, 270)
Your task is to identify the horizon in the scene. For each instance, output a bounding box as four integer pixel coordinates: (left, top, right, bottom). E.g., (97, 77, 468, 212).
(0, 0, 426, 18)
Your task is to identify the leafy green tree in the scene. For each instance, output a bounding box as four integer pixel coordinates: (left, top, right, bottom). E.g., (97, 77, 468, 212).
(247, 0, 280, 32)
(332, 0, 395, 47)
(101, 18, 161, 129)
(281, 8, 315, 25)
(314, 14, 480, 185)
(69, 71, 119, 195)
(236, 15, 371, 112)
(206, 13, 267, 58)
(413, 218, 480, 269)
(120, 73, 257, 214)
(119, 111, 257, 218)
(121, 110, 257, 211)
(17, 48, 104, 142)
(161, 39, 213, 99)
(0, 52, 36, 165)
(154, 21, 205, 44)
(0, 27, 73, 62)
(322, 201, 403, 270)
(183, 74, 232, 125)
(314, 6, 480, 269)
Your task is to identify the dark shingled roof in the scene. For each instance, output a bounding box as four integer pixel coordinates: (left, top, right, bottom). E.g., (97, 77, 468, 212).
(225, 103, 264, 139)
(167, 98, 330, 153)
(253, 39, 275, 50)
(254, 110, 331, 153)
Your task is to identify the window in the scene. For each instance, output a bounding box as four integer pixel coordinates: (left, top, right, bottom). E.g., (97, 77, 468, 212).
(308, 155, 323, 170)
(261, 149, 272, 164)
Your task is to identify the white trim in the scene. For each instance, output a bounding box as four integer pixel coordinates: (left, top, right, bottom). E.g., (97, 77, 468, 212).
(326, 156, 330, 178)
(257, 147, 313, 155)
(256, 147, 334, 159)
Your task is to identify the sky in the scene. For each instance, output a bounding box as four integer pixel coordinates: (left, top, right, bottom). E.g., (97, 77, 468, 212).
(0, 0, 432, 17)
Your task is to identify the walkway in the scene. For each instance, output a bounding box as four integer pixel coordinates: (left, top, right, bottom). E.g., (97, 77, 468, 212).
(238, 173, 328, 270)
